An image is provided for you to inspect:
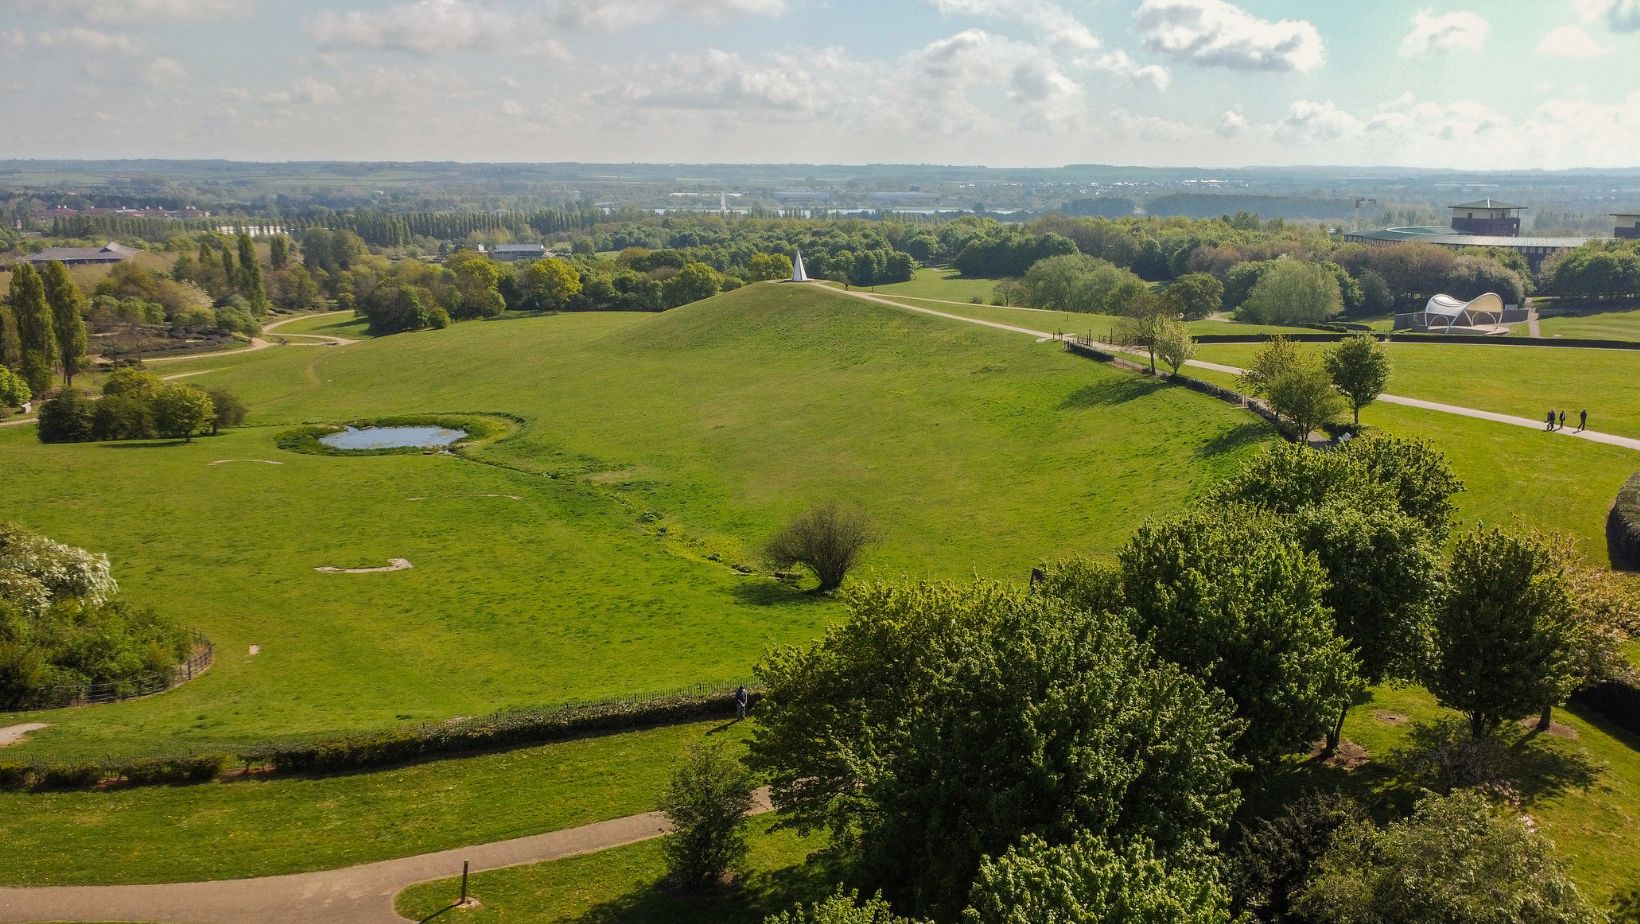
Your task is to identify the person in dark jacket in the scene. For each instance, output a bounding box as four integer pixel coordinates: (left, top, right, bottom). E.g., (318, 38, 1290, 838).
(734, 684, 749, 720)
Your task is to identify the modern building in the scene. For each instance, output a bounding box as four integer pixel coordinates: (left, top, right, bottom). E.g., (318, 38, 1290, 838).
(1394, 292, 1508, 334)
(1448, 199, 1524, 236)
(1615, 213, 1640, 240)
(488, 244, 548, 262)
(20, 242, 139, 266)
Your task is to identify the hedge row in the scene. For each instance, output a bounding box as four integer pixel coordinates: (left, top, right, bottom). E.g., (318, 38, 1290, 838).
(1611, 473, 1640, 571)
(0, 683, 750, 791)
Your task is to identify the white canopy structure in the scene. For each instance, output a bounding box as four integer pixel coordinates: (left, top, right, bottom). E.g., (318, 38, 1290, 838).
(789, 249, 809, 282)
(1404, 292, 1506, 333)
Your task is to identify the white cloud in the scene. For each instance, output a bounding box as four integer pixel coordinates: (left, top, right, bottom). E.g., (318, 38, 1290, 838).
(1217, 106, 1246, 135)
(1575, 0, 1640, 32)
(927, 0, 1100, 53)
(500, 99, 525, 116)
(1400, 10, 1488, 56)
(549, 0, 785, 30)
(1281, 100, 1361, 141)
(1089, 50, 1170, 90)
(0, 0, 247, 23)
(1537, 25, 1605, 56)
(144, 56, 187, 84)
(1135, 0, 1324, 73)
(308, 0, 565, 57)
(33, 27, 141, 54)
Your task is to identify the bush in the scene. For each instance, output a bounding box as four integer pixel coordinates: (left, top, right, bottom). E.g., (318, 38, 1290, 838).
(767, 891, 925, 924)
(34, 763, 103, 790)
(117, 753, 229, 786)
(1612, 473, 1640, 570)
(1228, 793, 1365, 921)
(659, 740, 756, 890)
(35, 390, 97, 443)
(763, 503, 876, 592)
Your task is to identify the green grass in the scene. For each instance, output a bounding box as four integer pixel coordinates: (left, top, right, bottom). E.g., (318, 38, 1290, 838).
(869, 295, 1317, 339)
(0, 720, 747, 886)
(1, 283, 1270, 758)
(1192, 340, 1640, 439)
(395, 815, 831, 924)
(1538, 305, 1640, 342)
(859, 266, 1005, 302)
(268, 311, 374, 339)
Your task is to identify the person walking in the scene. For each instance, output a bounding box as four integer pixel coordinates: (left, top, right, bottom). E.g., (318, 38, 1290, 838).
(1559, 410, 1567, 430)
(734, 684, 749, 720)
(1547, 410, 1556, 431)
(1579, 409, 1588, 432)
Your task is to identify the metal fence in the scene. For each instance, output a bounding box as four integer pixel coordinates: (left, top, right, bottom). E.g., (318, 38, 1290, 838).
(5, 632, 213, 712)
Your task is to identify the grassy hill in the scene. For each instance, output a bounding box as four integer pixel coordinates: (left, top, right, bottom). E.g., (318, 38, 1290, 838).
(1, 283, 1270, 758)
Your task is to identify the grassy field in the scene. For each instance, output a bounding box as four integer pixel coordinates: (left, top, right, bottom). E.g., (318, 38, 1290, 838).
(1191, 340, 1640, 440)
(268, 311, 374, 339)
(1539, 305, 1640, 342)
(1, 283, 1270, 758)
(868, 295, 1318, 339)
(0, 720, 745, 886)
(396, 815, 830, 924)
(861, 266, 1005, 302)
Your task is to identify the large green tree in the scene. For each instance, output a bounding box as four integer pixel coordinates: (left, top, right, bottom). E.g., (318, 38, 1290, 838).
(151, 383, 215, 443)
(748, 579, 1243, 919)
(1324, 335, 1391, 425)
(658, 740, 756, 891)
(1237, 260, 1343, 325)
(1296, 789, 1599, 924)
(1428, 526, 1581, 738)
(7, 263, 57, 394)
(39, 261, 89, 386)
(964, 834, 1233, 924)
(0, 366, 30, 409)
(1116, 507, 1358, 766)
(1264, 357, 1342, 442)
(235, 233, 268, 313)
(1163, 272, 1225, 320)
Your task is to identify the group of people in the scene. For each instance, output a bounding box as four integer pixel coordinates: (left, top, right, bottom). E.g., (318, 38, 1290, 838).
(1546, 409, 1589, 432)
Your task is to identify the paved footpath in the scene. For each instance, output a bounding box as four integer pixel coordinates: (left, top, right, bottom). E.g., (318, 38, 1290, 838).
(840, 288, 1640, 453)
(0, 791, 770, 924)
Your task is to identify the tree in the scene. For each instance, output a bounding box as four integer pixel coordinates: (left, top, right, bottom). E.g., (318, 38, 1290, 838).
(663, 262, 722, 308)
(518, 257, 582, 311)
(767, 891, 925, 924)
(207, 387, 248, 434)
(1545, 534, 1640, 722)
(964, 833, 1233, 924)
(0, 366, 29, 410)
(658, 740, 756, 891)
(7, 263, 57, 394)
(1237, 335, 1301, 397)
(38, 261, 89, 387)
(1344, 434, 1465, 540)
(102, 367, 162, 400)
(35, 390, 96, 443)
(151, 383, 215, 442)
(1265, 357, 1343, 442)
(1324, 335, 1390, 425)
(1238, 260, 1343, 325)
(749, 580, 1242, 919)
(1163, 272, 1225, 320)
(1428, 526, 1581, 738)
(93, 394, 157, 441)
(1116, 507, 1358, 766)
(1296, 789, 1600, 924)
(0, 301, 18, 369)
(235, 233, 268, 313)
(1228, 793, 1365, 923)
(269, 235, 289, 270)
(1153, 318, 1196, 376)
(1116, 291, 1174, 374)
(763, 503, 876, 593)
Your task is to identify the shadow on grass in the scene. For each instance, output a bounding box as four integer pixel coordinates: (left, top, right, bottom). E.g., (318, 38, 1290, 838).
(1384, 719, 1602, 805)
(1194, 420, 1272, 459)
(96, 439, 195, 449)
(730, 580, 833, 607)
(1058, 376, 1163, 409)
(573, 853, 842, 924)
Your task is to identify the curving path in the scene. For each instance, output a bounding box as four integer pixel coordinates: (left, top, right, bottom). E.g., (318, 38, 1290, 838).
(0, 790, 772, 924)
(837, 287, 1640, 452)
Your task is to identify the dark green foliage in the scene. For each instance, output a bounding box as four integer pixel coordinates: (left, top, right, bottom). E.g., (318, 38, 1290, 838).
(7, 262, 56, 393)
(207, 387, 247, 433)
(659, 740, 757, 890)
(1296, 789, 1600, 924)
(0, 753, 229, 792)
(1164, 272, 1226, 320)
(0, 597, 191, 710)
(1429, 527, 1582, 738)
(39, 261, 88, 386)
(1228, 793, 1365, 922)
(1612, 473, 1640, 570)
(34, 389, 96, 443)
(360, 284, 437, 334)
(269, 234, 289, 269)
(953, 229, 1076, 277)
(749, 580, 1243, 919)
(763, 503, 876, 592)
(1118, 507, 1358, 766)
(92, 393, 157, 441)
(964, 833, 1233, 924)
(767, 891, 926, 924)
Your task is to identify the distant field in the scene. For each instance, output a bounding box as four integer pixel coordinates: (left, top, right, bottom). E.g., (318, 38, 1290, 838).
(871, 295, 1326, 339)
(2, 283, 1270, 758)
(1192, 340, 1640, 440)
(268, 311, 373, 339)
(859, 266, 1004, 302)
(1538, 305, 1640, 341)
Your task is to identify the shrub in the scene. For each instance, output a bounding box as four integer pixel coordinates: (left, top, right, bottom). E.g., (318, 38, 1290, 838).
(34, 762, 104, 790)
(35, 390, 96, 443)
(767, 891, 925, 924)
(1228, 793, 1365, 922)
(659, 740, 756, 890)
(763, 503, 876, 592)
(1613, 473, 1640, 570)
(118, 753, 229, 786)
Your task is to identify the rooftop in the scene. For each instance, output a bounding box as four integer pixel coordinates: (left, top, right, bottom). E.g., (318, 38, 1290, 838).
(1347, 228, 1592, 248)
(1449, 199, 1525, 210)
(23, 242, 140, 263)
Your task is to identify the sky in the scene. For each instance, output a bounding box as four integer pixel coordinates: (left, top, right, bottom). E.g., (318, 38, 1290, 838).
(3, 0, 1640, 169)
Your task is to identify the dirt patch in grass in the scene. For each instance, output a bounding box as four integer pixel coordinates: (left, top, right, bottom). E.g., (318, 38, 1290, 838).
(0, 723, 49, 747)
(1520, 717, 1581, 739)
(316, 558, 413, 574)
(1373, 710, 1410, 726)
(1307, 739, 1371, 770)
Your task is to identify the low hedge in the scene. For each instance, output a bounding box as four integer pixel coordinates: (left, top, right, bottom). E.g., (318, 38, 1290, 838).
(1611, 473, 1640, 571)
(276, 413, 514, 457)
(0, 683, 750, 791)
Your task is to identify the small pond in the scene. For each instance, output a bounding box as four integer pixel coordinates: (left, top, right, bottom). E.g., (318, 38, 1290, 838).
(319, 426, 469, 450)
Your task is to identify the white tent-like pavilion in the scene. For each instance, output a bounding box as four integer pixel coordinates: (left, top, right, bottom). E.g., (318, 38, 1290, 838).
(1402, 292, 1506, 333)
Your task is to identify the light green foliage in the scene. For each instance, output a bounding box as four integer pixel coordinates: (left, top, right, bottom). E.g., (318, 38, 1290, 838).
(1237, 335, 1301, 397)
(1238, 260, 1343, 326)
(1118, 507, 1358, 766)
(1324, 335, 1390, 424)
(0, 521, 118, 613)
(1164, 272, 1225, 320)
(745, 252, 795, 282)
(518, 256, 582, 311)
(768, 892, 925, 924)
(660, 740, 757, 890)
(38, 261, 88, 386)
(150, 382, 216, 442)
(1264, 356, 1343, 441)
(446, 251, 506, 319)
(7, 263, 56, 394)
(665, 262, 724, 308)
(1017, 254, 1146, 315)
(1296, 790, 1601, 924)
(0, 365, 29, 408)
(102, 367, 163, 399)
(1430, 526, 1581, 737)
(964, 834, 1233, 924)
(749, 579, 1242, 918)
(1153, 317, 1196, 375)
(1342, 433, 1465, 540)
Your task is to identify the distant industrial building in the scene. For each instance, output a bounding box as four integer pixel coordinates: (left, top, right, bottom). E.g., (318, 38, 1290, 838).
(20, 242, 139, 266)
(1343, 201, 1595, 273)
(1614, 213, 1640, 240)
(773, 188, 831, 206)
(487, 243, 548, 262)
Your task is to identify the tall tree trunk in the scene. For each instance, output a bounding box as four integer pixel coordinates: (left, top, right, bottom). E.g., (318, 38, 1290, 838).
(1470, 712, 1486, 739)
(1537, 705, 1553, 732)
(1325, 706, 1348, 755)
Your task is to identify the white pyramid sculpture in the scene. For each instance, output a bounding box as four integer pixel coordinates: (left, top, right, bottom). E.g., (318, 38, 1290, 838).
(790, 249, 809, 283)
